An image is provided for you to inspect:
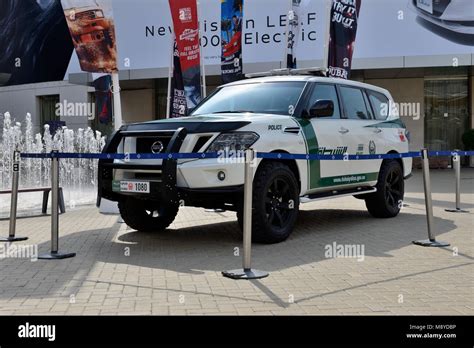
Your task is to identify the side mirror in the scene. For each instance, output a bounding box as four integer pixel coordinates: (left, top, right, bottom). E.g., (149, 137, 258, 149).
(308, 99, 334, 118)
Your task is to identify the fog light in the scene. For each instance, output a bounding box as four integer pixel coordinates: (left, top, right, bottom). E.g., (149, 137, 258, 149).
(217, 171, 226, 181)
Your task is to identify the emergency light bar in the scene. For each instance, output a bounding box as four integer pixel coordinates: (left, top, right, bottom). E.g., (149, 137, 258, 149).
(245, 67, 328, 78)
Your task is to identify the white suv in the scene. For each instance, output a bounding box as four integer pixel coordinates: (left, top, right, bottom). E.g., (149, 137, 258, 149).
(98, 69, 412, 244)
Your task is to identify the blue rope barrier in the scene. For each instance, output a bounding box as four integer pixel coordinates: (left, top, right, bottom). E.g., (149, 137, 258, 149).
(19, 150, 474, 161)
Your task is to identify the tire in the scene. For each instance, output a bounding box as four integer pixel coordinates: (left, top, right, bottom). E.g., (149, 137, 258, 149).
(118, 198, 179, 232)
(238, 162, 299, 244)
(365, 160, 404, 218)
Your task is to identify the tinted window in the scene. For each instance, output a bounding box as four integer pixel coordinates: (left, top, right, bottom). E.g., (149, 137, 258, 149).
(339, 86, 370, 120)
(191, 82, 306, 116)
(367, 90, 390, 120)
(307, 84, 340, 119)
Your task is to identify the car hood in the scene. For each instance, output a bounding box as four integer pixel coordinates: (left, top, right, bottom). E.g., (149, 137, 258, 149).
(122, 114, 291, 134)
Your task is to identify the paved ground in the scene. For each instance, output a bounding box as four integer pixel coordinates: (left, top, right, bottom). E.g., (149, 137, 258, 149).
(0, 169, 472, 315)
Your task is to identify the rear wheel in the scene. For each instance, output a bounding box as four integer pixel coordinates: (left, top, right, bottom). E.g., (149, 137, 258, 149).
(365, 160, 404, 218)
(237, 162, 299, 244)
(118, 198, 179, 232)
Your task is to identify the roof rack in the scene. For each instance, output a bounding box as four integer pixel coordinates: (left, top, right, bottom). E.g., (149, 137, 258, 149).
(245, 67, 328, 79)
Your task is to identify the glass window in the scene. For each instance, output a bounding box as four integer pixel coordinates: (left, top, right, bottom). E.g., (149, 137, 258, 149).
(339, 86, 370, 120)
(191, 82, 306, 116)
(367, 90, 390, 120)
(306, 84, 340, 119)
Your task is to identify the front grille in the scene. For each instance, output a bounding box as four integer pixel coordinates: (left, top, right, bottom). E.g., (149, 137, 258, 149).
(136, 135, 173, 153)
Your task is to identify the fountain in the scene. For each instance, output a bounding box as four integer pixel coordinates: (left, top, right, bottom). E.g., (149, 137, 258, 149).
(0, 112, 107, 216)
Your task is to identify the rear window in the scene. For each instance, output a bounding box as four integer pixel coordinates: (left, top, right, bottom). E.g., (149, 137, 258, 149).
(367, 90, 390, 120)
(339, 86, 371, 120)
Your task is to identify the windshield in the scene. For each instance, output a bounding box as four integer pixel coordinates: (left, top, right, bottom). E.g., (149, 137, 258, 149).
(191, 82, 306, 116)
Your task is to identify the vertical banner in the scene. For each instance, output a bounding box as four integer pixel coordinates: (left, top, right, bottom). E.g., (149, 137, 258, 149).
(170, 40, 188, 118)
(93, 75, 113, 125)
(327, 0, 361, 79)
(286, 0, 301, 69)
(169, 0, 202, 117)
(61, 0, 118, 73)
(221, 0, 244, 84)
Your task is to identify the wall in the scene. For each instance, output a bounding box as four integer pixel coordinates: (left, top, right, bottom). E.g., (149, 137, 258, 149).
(121, 89, 155, 124)
(0, 81, 92, 135)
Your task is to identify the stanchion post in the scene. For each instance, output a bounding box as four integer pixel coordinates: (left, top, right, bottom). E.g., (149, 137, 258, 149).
(445, 149, 468, 213)
(413, 149, 450, 247)
(222, 149, 269, 280)
(38, 151, 76, 260)
(1, 150, 28, 242)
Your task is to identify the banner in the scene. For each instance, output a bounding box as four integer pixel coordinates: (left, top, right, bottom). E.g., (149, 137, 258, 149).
(170, 40, 188, 118)
(221, 0, 244, 83)
(327, 0, 361, 79)
(92, 74, 113, 124)
(169, 0, 202, 117)
(61, 0, 118, 73)
(285, 0, 314, 69)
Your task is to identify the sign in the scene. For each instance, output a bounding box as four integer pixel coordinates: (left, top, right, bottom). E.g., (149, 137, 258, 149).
(61, 0, 118, 73)
(327, 0, 362, 79)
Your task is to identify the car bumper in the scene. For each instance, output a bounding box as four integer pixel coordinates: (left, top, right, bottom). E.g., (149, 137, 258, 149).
(409, 2, 474, 34)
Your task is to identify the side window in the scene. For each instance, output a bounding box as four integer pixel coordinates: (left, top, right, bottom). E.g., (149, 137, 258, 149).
(339, 86, 370, 120)
(307, 84, 341, 119)
(367, 90, 390, 120)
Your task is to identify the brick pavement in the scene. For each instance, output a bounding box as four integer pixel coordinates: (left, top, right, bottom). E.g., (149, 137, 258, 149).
(0, 169, 472, 315)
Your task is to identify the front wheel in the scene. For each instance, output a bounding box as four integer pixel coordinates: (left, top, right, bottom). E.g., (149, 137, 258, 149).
(238, 162, 300, 244)
(365, 160, 404, 218)
(118, 198, 179, 232)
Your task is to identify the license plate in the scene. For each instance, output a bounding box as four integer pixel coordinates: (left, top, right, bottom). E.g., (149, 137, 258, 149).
(417, 0, 433, 14)
(112, 181, 150, 194)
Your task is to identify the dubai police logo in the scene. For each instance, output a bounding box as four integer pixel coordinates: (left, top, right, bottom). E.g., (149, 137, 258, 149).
(369, 140, 376, 155)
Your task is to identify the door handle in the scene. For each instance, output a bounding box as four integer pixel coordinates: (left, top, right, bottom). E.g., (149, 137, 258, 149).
(339, 127, 349, 134)
(373, 127, 383, 134)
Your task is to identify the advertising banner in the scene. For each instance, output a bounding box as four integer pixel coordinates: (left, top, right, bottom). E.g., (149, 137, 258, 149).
(169, 40, 188, 118)
(92, 74, 113, 124)
(169, 0, 202, 115)
(286, 0, 316, 69)
(0, 0, 73, 87)
(221, 0, 244, 83)
(61, 0, 118, 73)
(327, 0, 361, 79)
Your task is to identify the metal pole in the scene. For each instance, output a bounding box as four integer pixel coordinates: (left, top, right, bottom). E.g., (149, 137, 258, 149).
(111, 72, 123, 130)
(166, 34, 175, 119)
(445, 150, 468, 213)
(222, 149, 269, 280)
(413, 149, 449, 247)
(242, 148, 254, 271)
(1, 150, 28, 242)
(39, 151, 76, 260)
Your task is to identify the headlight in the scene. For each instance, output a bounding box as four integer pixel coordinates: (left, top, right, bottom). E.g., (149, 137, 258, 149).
(206, 132, 259, 153)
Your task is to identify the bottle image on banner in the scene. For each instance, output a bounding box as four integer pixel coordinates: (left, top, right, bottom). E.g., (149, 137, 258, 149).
(327, 0, 361, 79)
(221, 0, 244, 83)
(61, 0, 118, 73)
(169, 0, 203, 117)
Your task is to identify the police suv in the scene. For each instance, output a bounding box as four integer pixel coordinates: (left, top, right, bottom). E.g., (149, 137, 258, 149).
(98, 68, 412, 244)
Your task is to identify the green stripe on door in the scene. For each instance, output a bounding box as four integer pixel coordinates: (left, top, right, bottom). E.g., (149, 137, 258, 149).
(294, 118, 320, 189)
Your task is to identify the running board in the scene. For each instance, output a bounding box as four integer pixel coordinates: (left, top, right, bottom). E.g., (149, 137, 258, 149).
(300, 187, 377, 203)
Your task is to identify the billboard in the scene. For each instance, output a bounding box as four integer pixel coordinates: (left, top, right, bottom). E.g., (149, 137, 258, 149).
(0, 0, 73, 86)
